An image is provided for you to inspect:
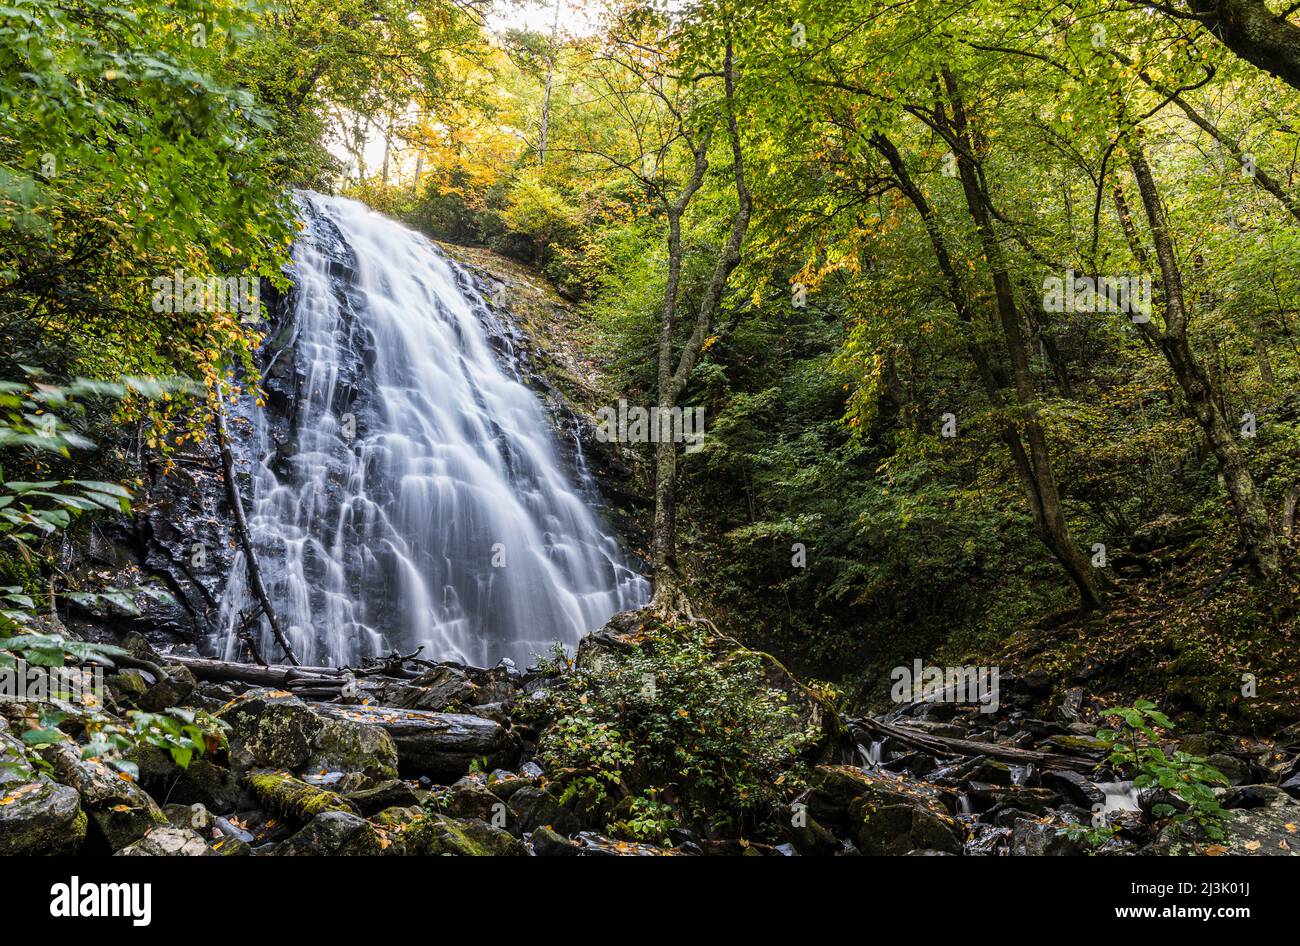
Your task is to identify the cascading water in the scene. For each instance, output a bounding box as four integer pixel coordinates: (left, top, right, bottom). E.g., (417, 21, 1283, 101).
(215, 192, 648, 668)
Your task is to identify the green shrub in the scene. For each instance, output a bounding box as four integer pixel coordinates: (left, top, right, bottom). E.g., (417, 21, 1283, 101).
(530, 623, 815, 838)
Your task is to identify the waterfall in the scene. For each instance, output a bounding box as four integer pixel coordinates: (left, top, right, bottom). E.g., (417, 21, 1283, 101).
(215, 193, 648, 668)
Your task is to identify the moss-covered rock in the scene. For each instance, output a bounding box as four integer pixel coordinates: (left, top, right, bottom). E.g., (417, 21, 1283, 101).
(43, 741, 167, 851)
(306, 716, 399, 784)
(277, 811, 385, 855)
(217, 689, 324, 770)
(0, 724, 87, 855)
(245, 771, 357, 822)
(1149, 787, 1300, 855)
(403, 813, 528, 856)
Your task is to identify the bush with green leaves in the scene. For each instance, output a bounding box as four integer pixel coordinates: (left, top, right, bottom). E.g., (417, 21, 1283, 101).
(0, 376, 214, 780)
(1098, 699, 1230, 842)
(529, 623, 816, 838)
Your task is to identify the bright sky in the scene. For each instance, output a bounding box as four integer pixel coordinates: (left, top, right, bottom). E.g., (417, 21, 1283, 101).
(328, 1, 605, 179)
(485, 0, 602, 37)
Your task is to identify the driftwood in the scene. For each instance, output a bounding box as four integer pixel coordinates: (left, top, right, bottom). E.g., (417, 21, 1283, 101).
(213, 391, 300, 667)
(168, 655, 340, 689)
(854, 716, 1098, 773)
(166, 649, 428, 698)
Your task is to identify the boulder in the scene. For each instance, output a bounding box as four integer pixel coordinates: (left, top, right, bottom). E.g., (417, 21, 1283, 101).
(217, 689, 324, 770)
(807, 765, 957, 824)
(312, 703, 519, 781)
(805, 765, 961, 855)
(116, 826, 213, 856)
(530, 824, 580, 856)
(507, 785, 583, 836)
(305, 715, 400, 784)
(849, 789, 963, 855)
(0, 725, 86, 855)
(43, 742, 167, 851)
(1150, 788, 1300, 855)
(439, 778, 507, 823)
(402, 813, 528, 856)
(344, 779, 422, 815)
(277, 811, 385, 856)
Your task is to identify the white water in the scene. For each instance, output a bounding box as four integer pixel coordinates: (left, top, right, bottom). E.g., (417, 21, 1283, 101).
(1096, 781, 1142, 814)
(216, 193, 648, 668)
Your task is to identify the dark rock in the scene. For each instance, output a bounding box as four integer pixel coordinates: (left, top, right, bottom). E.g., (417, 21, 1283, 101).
(783, 812, 842, 856)
(1041, 770, 1104, 808)
(1010, 817, 1084, 856)
(530, 825, 580, 856)
(277, 811, 384, 855)
(507, 785, 583, 836)
(312, 703, 519, 781)
(1221, 784, 1289, 810)
(1056, 687, 1084, 723)
(848, 788, 962, 856)
(439, 778, 507, 823)
(0, 723, 87, 855)
(344, 779, 422, 815)
(1206, 753, 1251, 787)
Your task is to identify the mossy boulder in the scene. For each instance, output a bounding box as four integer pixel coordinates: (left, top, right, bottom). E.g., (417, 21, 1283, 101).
(0, 723, 87, 855)
(245, 771, 357, 822)
(402, 813, 527, 856)
(43, 741, 167, 851)
(217, 689, 324, 770)
(277, 811, 385, 855)
(305, 715, 399, 784)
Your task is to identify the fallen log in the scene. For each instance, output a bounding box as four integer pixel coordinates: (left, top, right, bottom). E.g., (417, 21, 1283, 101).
(853, 716, 1098, 773)
(165, 655, 343, 688)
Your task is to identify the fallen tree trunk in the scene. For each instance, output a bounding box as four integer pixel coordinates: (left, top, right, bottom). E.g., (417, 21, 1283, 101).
(165, 655, 342, 688)
(854, 716, 1098, 773)
(213, 389, 300, 667)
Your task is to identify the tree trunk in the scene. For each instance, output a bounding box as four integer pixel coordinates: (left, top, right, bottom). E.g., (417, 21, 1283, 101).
(1127, 139, 1282, 581)
(649, 41, 751, 614)
(941, 73, 1109, 611)
(873, 128, 1107, 611)
(1150, 0, 1300, 94)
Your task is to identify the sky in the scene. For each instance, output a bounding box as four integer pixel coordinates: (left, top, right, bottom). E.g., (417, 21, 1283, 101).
(485, 0, 602, 37)
(328, 1, 605, 178)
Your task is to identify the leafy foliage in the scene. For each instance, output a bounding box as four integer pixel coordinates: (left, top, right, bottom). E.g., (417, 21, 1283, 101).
(1098, 699, 1230, 842)
(530, 623, 815, 837)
